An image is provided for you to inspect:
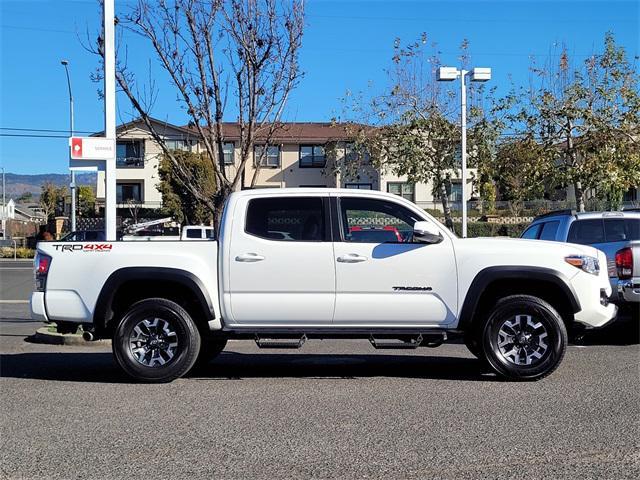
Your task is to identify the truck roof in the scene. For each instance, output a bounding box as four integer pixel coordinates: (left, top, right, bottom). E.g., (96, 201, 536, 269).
(229, 187, 405, 201)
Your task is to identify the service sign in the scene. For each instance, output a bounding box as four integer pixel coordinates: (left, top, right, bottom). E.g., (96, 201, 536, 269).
(69, 137, 116, 160)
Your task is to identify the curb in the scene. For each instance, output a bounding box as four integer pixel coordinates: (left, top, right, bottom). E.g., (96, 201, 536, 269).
(26, 327, 111, 347)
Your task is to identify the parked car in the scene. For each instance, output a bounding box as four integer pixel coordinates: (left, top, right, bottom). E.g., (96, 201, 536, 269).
(521, 209, 640, 303)
(349, 226, 403, 243)
(615, 242, 639, 305)
(32, 188, 616, 382)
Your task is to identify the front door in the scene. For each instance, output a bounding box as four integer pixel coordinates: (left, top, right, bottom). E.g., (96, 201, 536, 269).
(227, 195, 335, 326)
(332, 196, 457, 327)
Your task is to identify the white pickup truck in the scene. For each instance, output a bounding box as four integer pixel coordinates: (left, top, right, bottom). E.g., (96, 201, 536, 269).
(31, 188, 616, 382)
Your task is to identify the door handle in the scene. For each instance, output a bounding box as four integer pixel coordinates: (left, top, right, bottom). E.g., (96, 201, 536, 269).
(337, 253, 368, 263)
(235, 253, 265, 262)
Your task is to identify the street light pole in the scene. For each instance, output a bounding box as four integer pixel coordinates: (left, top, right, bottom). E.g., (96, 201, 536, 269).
(61, 60, 76, 232)
(460, 69, 468, 239)
(437, 66, 491, 238)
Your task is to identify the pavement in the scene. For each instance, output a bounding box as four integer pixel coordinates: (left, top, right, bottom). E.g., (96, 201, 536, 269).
(0, 259, 33, 303)
(1, 271, 639, 479)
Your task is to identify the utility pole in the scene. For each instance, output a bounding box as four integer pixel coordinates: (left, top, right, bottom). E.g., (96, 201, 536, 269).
(104, 0, 116, 240)
(61, 60, 76, 232)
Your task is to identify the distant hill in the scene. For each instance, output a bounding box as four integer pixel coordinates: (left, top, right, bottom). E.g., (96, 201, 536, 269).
(2, 172, 97, 200)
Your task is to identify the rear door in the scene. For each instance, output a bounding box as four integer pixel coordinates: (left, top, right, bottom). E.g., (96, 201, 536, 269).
(332, 195, 457, 327)
(227, 194, 335, 326)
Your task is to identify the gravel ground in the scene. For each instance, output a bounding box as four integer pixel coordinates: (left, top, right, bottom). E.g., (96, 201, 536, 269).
(1, 303, 639, 479)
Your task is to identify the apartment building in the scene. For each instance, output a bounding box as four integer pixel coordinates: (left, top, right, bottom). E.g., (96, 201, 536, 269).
(95, 117, 474, 214)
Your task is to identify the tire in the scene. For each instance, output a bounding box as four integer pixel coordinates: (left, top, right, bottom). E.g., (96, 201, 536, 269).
(112, 298, 201, 383)
(191, 337, 227, 370)
(481, 295, 567, 381)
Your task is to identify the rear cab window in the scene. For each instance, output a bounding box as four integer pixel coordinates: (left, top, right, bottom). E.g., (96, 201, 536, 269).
(568, 218, 640, 245)
(245, 196, 328, 241)
(539, 221, 560, 241)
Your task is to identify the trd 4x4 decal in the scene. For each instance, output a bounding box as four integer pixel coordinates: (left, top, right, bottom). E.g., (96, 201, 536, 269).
(52, 244, 113, 252)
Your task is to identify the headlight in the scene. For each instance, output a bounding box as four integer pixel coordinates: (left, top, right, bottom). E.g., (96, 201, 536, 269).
(565, 255, 600, 275)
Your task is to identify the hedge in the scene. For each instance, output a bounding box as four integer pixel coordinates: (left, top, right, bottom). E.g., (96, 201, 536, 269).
(0, 247, 36, 259)
(449, 222, 529, 238)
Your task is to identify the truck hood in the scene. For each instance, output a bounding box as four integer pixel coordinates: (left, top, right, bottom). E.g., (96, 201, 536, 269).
(459, 236, 603, 258)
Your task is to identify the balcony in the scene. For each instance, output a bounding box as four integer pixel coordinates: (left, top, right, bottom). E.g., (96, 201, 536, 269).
(116, 156, 145, 168)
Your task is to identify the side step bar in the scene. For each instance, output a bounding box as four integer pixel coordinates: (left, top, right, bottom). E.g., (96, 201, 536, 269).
(369, 333, 447, 349)
(255, 334, 307, 349)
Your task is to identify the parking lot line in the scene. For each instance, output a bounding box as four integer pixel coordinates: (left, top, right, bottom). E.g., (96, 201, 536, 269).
(0, 300, 30, 304)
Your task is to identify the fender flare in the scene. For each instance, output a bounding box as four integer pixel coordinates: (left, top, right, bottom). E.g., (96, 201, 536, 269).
(457, 266, 581, 331)
(93, 267, 216, 329)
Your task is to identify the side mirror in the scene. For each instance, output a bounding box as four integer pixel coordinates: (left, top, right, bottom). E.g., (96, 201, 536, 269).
(413, 221, 443, 244)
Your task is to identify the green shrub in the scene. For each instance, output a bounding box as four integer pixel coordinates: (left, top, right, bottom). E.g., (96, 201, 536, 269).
(0, 247, 36, 259)
(451, 222, 530, 238)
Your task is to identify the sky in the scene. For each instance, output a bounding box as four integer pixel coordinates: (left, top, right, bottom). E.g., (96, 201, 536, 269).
(0, 0, 638, 175)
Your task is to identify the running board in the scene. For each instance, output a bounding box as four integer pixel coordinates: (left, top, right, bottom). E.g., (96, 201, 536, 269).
(368, 332, 447, 349)
(369, 334, 423, 349)
(254, 334, 307, 349)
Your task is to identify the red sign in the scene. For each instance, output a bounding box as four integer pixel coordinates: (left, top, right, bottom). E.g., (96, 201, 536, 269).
(71, 137, 83, 158)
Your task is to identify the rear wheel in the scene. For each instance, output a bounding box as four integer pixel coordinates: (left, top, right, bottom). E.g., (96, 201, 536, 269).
(481, 295, 567, 381)
(113, 298, 201, 383)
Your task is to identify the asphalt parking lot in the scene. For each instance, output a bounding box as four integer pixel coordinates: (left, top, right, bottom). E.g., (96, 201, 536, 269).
(1, 261, 639, 479)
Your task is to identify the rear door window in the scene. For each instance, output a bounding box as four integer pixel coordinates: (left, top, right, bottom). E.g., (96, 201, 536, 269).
(567, 219, 605, 245)
(539, 221, 560, 241)
(245, 197, 327, 241)
(521, 224, 542, 239)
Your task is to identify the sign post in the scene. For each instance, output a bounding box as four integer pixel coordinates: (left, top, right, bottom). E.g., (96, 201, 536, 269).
(103, 0, 117, 240)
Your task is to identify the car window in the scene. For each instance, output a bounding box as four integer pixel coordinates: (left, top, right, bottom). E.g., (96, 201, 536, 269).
(604, 218, 640, 242)
(539, 221, 560, 241)
(245, 197, 326, 241)
(186, 229, 201, 239)
(567, 219, 604, 245)
(521, 224, 542, 239)
(205, 228, 215, 239)
(339, 197, 422, 243)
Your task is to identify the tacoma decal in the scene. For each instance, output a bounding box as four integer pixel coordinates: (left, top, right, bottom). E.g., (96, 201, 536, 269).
(52, 244, 113, 252)
(392, 286, 433, 291)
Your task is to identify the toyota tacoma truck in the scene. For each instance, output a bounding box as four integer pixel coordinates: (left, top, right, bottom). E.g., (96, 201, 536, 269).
(31, 189, 616, 382)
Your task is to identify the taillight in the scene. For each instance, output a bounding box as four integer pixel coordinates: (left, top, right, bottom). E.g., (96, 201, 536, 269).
(34, 253, 52, 291)
(615, 247, 633, 280)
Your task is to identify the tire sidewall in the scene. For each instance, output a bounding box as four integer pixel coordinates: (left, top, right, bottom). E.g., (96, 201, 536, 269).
(482, 297, 566, 380)
(113, 299, 200, 383)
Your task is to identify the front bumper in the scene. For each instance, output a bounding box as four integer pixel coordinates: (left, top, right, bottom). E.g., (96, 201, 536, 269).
(617, 279, 640, 303)
(30, 292, 49, 323)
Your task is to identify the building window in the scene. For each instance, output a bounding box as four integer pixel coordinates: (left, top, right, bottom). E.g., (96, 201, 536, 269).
(116, 183, 142, 203)
(116, 141, 143, 168)
(165, 139, 191, 152)
(345, 183, 372, 190)
(299, 145, 326, 168)
(449, 181, 463, 202)
(345, 142, 369, 163)
(387, 182, 415, 202)
(254, 145, 280, 168)
(223, 142, 235, 165)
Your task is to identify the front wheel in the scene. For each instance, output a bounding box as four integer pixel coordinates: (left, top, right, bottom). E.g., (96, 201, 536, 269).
(113, 298, 201, 383)
(481, 295, 567, 381)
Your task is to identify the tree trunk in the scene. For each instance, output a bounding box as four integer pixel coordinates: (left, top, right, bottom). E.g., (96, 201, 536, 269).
(574, 181, 585, 212)
(439, 182, 455, 233)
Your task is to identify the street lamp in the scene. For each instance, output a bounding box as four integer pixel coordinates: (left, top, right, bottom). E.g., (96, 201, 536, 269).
(61, 59, 76, 232)
(437, 66, 491, 238)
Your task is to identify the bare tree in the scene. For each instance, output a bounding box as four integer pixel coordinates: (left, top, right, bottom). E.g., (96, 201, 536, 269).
(90, 0, 304, 227)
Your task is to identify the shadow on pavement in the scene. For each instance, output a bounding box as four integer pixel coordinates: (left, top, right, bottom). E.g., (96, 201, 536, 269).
(0, 351, 498, 383)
